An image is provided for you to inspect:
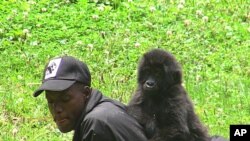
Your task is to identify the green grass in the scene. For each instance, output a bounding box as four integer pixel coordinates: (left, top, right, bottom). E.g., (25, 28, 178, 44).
(0, 0, 249, 140)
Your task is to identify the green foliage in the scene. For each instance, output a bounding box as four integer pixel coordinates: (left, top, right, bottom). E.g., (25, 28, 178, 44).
(0, 0, 249, 140)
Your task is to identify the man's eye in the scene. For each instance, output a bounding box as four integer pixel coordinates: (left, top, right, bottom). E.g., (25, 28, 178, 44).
(62, 96, 70, 102)
(47, 101, 53, 104)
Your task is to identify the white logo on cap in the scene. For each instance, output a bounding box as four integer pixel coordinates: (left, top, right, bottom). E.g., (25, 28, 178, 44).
(44, 58, 62, 79)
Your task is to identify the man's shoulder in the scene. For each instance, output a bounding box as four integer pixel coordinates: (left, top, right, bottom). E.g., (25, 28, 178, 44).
(79, 98, 148, 141)
(85, 100, 126, 122)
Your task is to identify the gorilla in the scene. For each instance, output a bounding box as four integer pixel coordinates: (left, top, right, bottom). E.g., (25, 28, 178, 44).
(127, 49, 210, 141)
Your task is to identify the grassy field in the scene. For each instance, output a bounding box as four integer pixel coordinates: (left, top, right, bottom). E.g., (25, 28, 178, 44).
(0, 0, 249, 140)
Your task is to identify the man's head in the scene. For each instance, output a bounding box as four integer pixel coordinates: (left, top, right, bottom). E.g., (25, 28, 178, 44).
(33, 56, 92, 132)
(45, 82, 91, 133)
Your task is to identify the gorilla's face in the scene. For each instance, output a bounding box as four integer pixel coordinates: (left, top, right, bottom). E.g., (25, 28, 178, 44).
(138, 64, 165, 96)
(137, 51, 182, 98)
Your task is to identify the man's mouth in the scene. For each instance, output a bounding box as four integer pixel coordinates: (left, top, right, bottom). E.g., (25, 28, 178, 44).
(56, 118, 68, 125)
(58, 118, 66, 123)
(54, 117, 68, 124)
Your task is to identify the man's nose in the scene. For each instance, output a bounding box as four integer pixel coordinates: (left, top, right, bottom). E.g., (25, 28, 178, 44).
(52, 102, 63, 113)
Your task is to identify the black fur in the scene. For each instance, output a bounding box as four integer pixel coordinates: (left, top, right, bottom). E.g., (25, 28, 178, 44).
(127, 49, 210, 141)
(210, 136, 228, 141)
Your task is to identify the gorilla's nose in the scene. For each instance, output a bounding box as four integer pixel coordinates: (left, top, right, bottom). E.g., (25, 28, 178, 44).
(146, 80, 156, 88)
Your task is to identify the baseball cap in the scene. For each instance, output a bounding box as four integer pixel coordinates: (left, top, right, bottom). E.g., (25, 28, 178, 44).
(33, 56, 91, 97)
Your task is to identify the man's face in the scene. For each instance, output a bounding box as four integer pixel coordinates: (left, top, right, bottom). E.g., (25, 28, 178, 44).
(45, 83, 90, 133)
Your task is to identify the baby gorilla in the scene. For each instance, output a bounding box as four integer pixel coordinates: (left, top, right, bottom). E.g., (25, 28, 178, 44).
(127, 49, 210, 141)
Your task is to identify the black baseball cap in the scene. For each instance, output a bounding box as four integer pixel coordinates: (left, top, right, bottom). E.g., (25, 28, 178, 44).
(33, 56, 91, 97)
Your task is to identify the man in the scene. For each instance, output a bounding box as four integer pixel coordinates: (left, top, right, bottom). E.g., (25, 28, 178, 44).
(33, 56, 147, 141)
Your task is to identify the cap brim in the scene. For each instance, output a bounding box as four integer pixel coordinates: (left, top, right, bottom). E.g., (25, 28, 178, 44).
(33, 80, 76, 97)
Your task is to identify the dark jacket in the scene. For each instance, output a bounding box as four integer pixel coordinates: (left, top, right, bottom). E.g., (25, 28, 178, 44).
(73, 89, 147, 141)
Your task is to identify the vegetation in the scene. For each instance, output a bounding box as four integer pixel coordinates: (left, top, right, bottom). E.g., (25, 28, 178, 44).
(0, 0, 249, 140)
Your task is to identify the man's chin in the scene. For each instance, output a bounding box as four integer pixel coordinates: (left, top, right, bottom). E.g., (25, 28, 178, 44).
(56, 122, 73, 133)
(57, 126, 73, 133)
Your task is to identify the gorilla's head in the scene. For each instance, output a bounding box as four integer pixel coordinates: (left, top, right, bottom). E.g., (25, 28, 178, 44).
(137, 49, 183, 97)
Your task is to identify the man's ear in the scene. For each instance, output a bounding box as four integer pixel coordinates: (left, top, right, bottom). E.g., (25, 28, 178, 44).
(83, 86, 91, 98)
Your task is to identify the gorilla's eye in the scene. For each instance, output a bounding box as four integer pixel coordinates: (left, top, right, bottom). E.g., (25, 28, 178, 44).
(155, 72, 161, 78)
(141, 69, 150, 77)
(154, 69, 163, 77)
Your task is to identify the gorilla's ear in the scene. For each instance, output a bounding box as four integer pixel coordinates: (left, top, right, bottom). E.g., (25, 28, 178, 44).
(164, 65, 182, 84)
(173, 70, 182, 84)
